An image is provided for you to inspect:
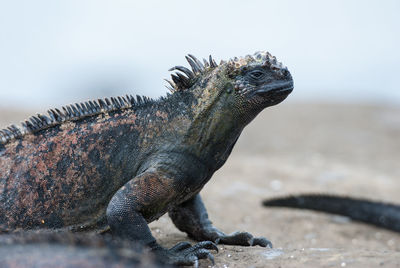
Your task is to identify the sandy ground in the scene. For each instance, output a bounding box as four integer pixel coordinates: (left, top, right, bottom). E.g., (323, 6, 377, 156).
(1, 102, 400, 267)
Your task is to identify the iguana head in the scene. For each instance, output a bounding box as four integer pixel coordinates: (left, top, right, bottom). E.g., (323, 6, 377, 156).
(167, 52, 293, 166)
(226, 51, 293, 110)
(167, 51, 293, 125)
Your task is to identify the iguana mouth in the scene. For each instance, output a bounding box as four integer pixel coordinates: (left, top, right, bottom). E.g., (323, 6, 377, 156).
(255, 80, 294, 96)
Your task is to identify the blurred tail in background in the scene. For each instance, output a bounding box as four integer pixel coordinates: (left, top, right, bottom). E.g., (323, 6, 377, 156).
(263, 194, 400, 233)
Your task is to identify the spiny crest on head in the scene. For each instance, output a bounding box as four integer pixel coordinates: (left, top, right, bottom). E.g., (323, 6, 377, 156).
(0, 95, 154, 145)
(228, 51, 288, 78)
(166, 54, 218, 92)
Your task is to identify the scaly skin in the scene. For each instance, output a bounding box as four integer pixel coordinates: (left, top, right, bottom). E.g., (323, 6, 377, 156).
(0, 51, 293, 265)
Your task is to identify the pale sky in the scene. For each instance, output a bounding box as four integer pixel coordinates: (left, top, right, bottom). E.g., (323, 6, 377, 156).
(0, 0, 399, 108)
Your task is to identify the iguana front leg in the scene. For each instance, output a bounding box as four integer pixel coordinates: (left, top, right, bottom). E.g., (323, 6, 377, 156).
(169, 194, 272, 247)
(106, 171, 217, 266)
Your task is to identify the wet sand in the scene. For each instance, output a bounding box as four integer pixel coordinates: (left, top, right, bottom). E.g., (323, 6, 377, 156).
(1, 102, 400, 267)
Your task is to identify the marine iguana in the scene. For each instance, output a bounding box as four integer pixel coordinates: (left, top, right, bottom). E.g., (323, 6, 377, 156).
(0, 51, 293, 266)
(263, 194, 400, 233)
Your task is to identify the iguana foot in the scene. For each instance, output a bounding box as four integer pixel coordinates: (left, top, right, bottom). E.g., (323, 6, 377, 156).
(194, 228, 272, 248)
(152, 241, 218, 266)
(214, 231, 272, 248)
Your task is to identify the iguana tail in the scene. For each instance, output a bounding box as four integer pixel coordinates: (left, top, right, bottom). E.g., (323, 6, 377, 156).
(263, 194, 400, 233)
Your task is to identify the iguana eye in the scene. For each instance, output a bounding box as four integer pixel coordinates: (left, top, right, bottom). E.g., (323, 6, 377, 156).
(224, 83, 234, 94)
(248, 70, 266, 80)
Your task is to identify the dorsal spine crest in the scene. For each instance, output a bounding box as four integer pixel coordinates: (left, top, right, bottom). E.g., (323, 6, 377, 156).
(0, 95, 154, 145)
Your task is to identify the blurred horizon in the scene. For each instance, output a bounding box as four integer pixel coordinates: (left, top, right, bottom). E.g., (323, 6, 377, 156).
(0, 0, 399, 109)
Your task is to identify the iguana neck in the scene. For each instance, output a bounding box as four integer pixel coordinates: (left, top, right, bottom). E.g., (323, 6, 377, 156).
(174, 82, 248, 171)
